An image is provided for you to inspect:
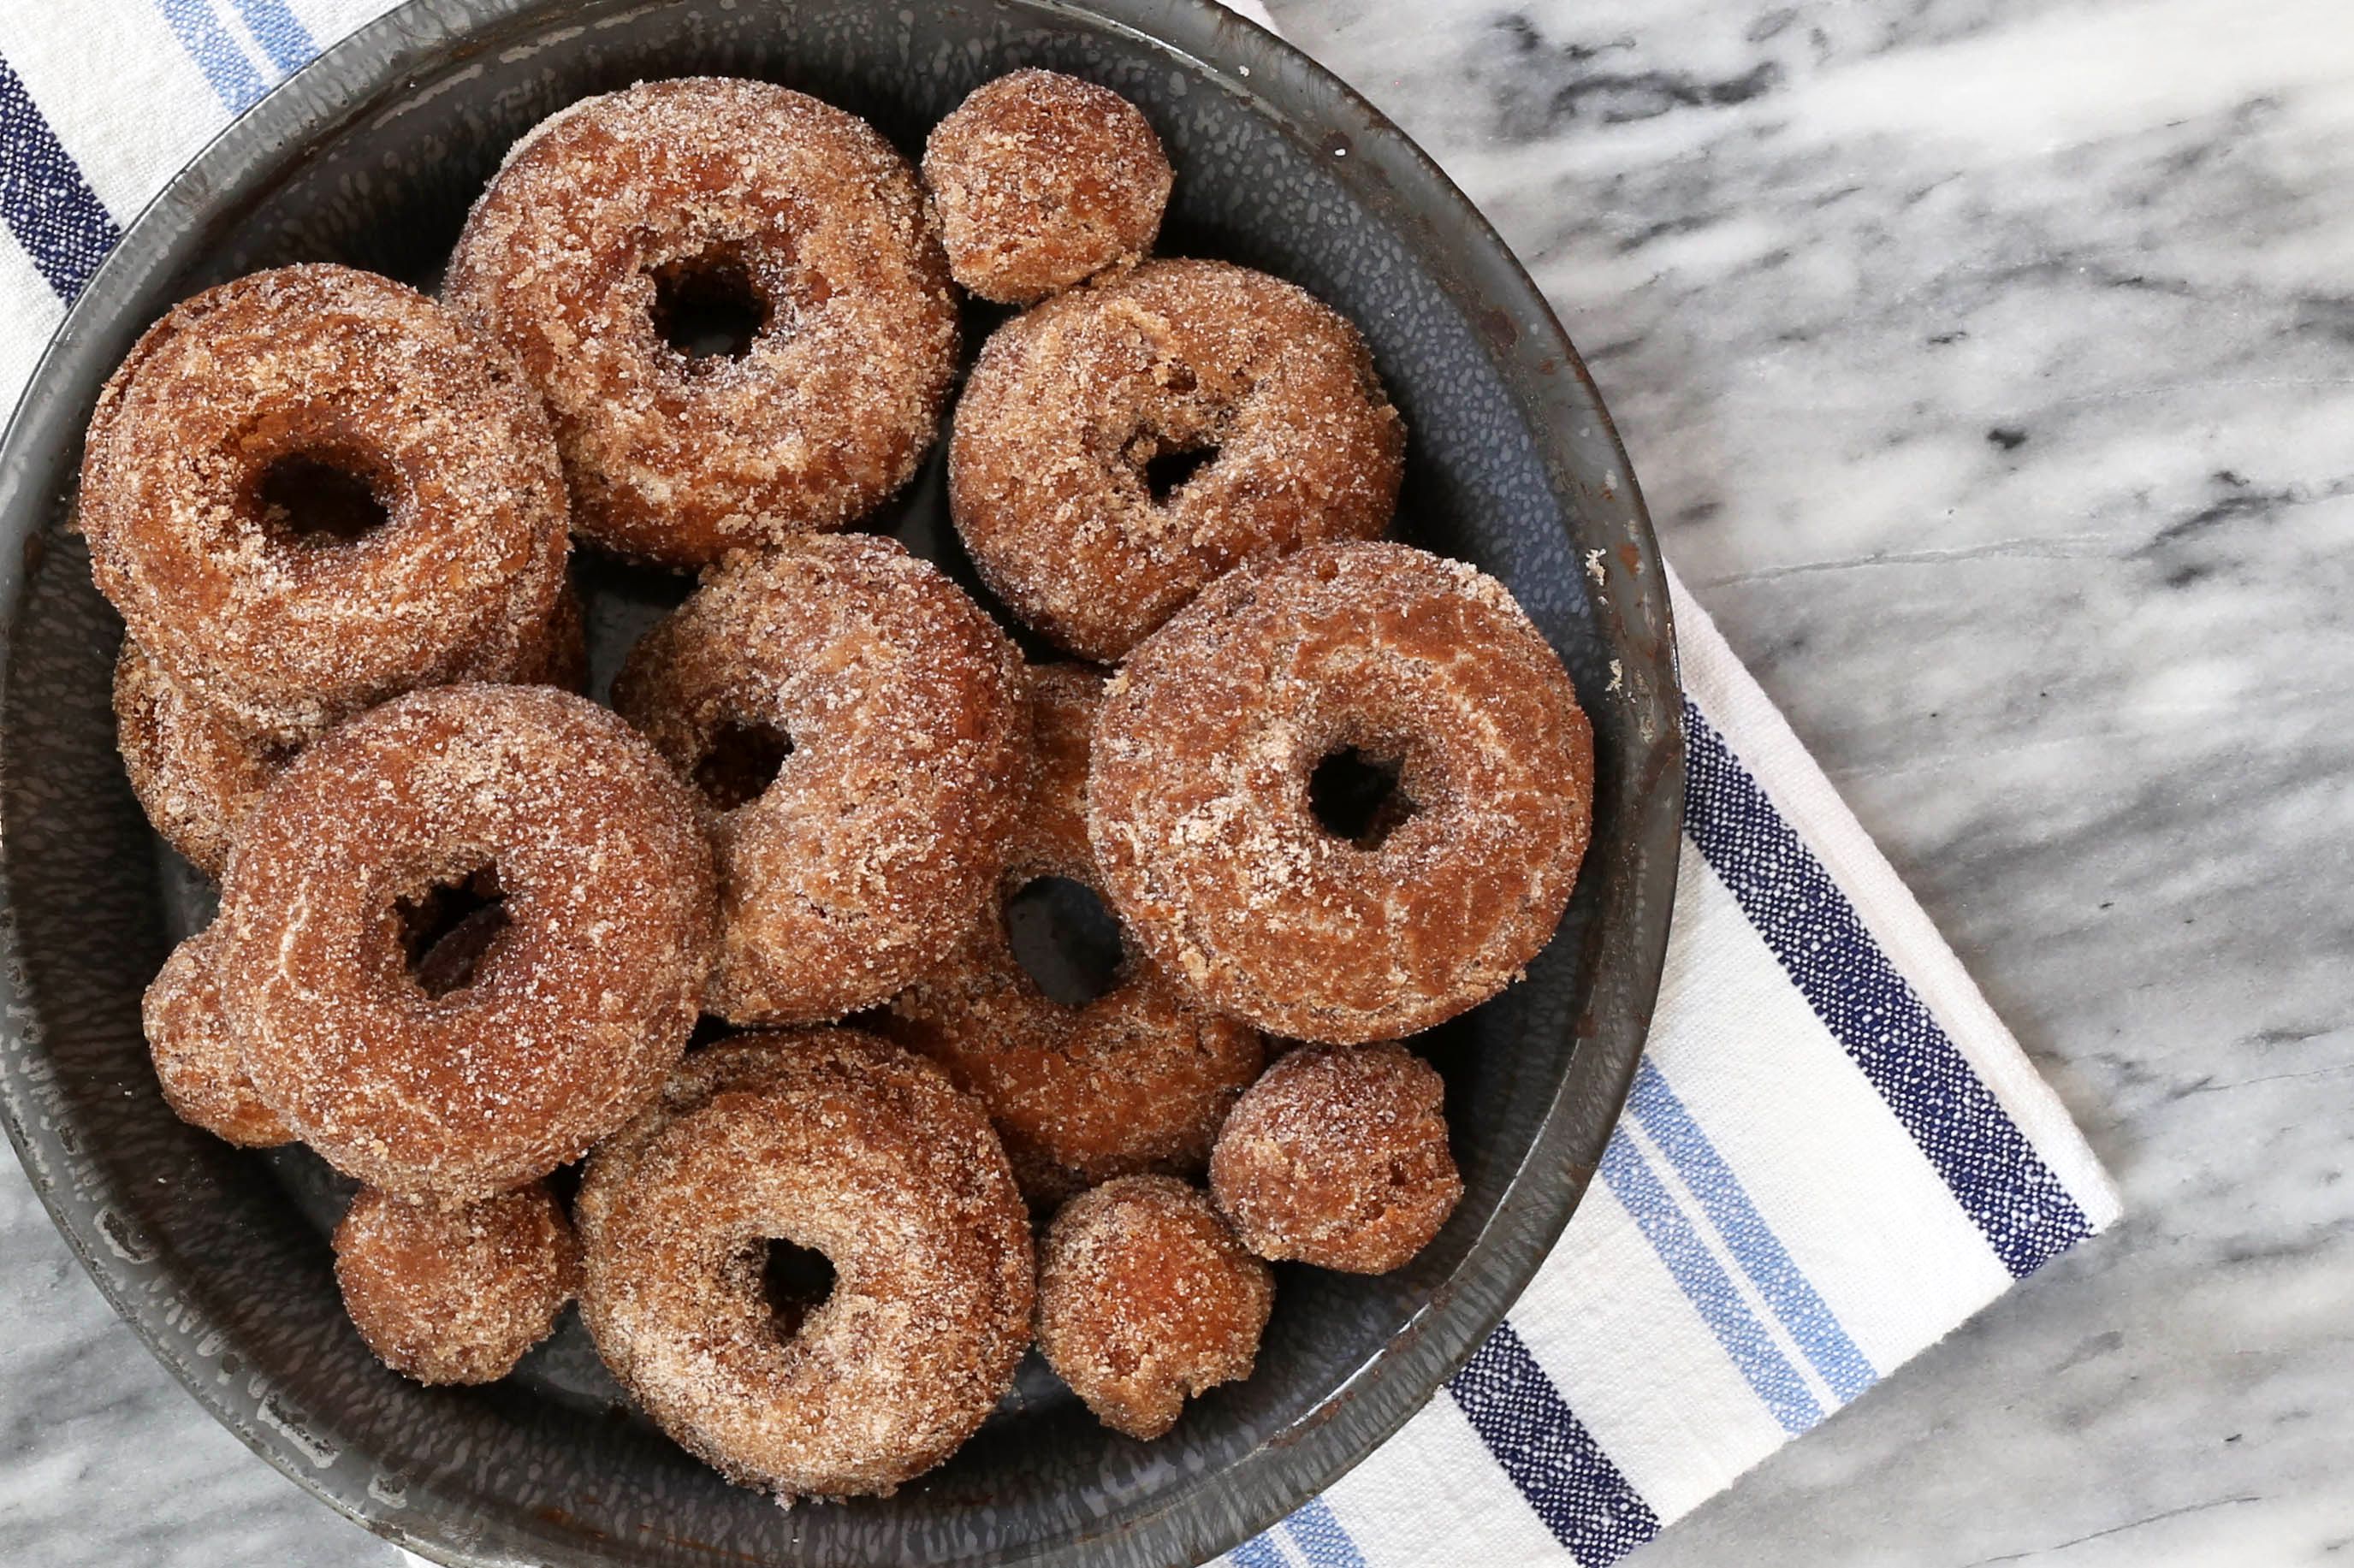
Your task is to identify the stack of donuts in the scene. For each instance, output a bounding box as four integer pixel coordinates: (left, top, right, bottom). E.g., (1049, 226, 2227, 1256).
(100, 68, 1596, 1498)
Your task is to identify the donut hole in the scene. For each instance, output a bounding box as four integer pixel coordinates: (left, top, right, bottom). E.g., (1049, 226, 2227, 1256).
(649, 246, 773, 364)
(758, 1239, 837, 1339)
(1005, 876, 1124, 1009)
(1310, 747, 1416, 851)
(1140, 440, 1219, 506)
(253, 452, 391, 548)
(692, 718, 795, 812)
(397, 864, 512, 998)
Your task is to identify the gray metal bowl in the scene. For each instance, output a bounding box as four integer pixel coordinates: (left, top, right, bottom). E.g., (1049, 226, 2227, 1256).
(0, 2, 1681, 1564)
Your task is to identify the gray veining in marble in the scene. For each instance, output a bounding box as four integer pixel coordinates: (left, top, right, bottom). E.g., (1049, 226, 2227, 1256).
(4, 0, 2350, 1564)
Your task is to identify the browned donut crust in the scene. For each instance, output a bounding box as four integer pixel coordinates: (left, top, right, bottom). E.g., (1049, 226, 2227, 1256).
(1035, 1175, 1272, 1440)
(922, 70, 1172, 305)
(217, 684, 716, 1201)
(141, 925, 292, 1147)
(334, 1183, 580, 1385)
(574, 1033, 1033, 1497)
(1210, 1043, 1462, 1273)
(611, 535, 1025, 1024)
(80, 264, 570, 743)
(445, 79, 960, 567)
(579, 1027, 1034, 1386)
(886, 665, 1262, 1203)
(512, 577, 589, 695)
(116, 642, 294, 881)
(1089, 541, 1595, 1043)
(948, 258, 1404, 660)
(115, 585, 584, 879)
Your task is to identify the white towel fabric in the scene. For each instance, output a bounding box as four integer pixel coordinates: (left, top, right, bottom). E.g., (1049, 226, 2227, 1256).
(0, 4, 2120, 1565)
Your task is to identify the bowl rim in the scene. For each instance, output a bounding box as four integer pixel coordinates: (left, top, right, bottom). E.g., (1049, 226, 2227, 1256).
(0, 2, 1684, 1564)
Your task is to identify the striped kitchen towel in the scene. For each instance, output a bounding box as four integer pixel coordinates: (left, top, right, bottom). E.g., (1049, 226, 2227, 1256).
(0, 4, 2121, 1567)
(1213, 564, 2122, 1568)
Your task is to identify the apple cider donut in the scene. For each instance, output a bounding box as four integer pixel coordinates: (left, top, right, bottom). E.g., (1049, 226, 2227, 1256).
(141, 924, 292, 1148)
(578, 1027, 1035, 1387)
(217, 684, 716, 1201)
(115, 584, 584, 879)
(611, 535, 1024, 1024)
(574, 1033, 1032, 1497)
(1089, 541, 1594, 1043)
(886, 665, 1262, 1203)
(1035, 1175, 1272, 1441)
(1210, 1043, 1462, 1274)
(949, 257, 1404, 660)
(115, 642, 294, 882)
(445, 78, 960, 567)
(922, 69, 1172, 305)
(334, 1183, 581, 1385)
(79, 264, 569, 743)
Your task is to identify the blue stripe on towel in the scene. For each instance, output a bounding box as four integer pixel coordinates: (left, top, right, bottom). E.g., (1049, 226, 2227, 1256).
(1627, 1057, 1877, 1402)
(1230, 1535, 1288, 1568)
(1599, 1134, 1822, 1434)
(0, 55, 122, 301)
(223, 0, 316, 76)
(153, 0, 269, 113)
(1283, 1496, 1367, 1568)
(1448, 1322, 1661, 1567)
(1679, 700, 2094, 1277)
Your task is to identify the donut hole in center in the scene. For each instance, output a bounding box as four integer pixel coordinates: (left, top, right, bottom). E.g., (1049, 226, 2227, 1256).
(1005, 876, 1124, 1009)
(1310, 747, 1416, 851)
(254, 452, 391, 547)
(1141, 440, 1219, 506)
(693, 719, 795, 812)
(397, 864, 511, 998)
(649, 246, 772, 364)
(759, 1239, 837, 1340)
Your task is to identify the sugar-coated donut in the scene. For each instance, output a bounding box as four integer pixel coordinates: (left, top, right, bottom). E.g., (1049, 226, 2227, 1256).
(141, 925, 292, 1148)
(922, 69, 1171, 305)
(115, 584, 584, 879)
(949, 258, 1404, 660)
(334, 1183, 580, 1385)
(79, 264, 570, 743)
(446, 78, 959, 567)
(218, 683, 716, 1201)
(611, 535, 1025, 1024)
(1035, 1175, 1272, 1440)
(1211, 1043, 1462, 1273)
(511, 577, 590, 695)
(1089, 541, 1594, 1043)
(581, 1028, 1035, 1377)
(886, 665, 1261, 1203)
(115, 642, 294, 882)
(574, 1031, 1032, 1497)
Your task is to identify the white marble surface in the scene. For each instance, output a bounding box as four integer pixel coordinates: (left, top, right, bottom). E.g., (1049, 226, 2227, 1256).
(5, 0, 2351, 1563)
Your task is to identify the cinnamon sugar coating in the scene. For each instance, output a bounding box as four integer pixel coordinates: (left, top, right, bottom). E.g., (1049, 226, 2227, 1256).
(574, 1031, 1033, 1497)
(80, 264, 570, 743)
(1088, 541, 1595, 1043)
(115, 584, 583, 879)
(1210, 1044, 1462, 1274)
(1035, 1175, 1272, 1440)
(217, 684, 716, 1201)
(115, 642, 292, 881)
(512, 577, 590, 695)
(334, 1183, 581, 1385)
(612, 535, 1025, 1024)
(446, 79, 960, 567)
(886, 665, 1262, 1203)
(949, 258, 1404, 660)
(581, 1029, 1034, 1375)
(922, 69, 1171, 305)
(141, 925, 292, 1148)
